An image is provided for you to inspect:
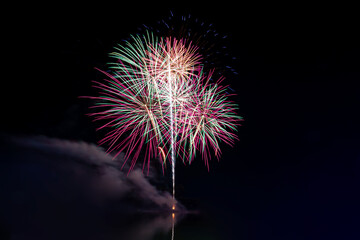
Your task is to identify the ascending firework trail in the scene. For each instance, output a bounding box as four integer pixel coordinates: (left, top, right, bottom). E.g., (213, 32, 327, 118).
(84, 30, 242, 207)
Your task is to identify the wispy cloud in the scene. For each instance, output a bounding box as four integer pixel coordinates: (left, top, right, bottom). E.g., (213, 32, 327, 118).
(7, 135, 175, 209)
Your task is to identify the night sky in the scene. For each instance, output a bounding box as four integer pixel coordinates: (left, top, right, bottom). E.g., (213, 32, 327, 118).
(2, 3, 360, 239)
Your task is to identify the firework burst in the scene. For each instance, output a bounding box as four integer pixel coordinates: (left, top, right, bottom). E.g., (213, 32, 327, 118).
(84, 29, 242, 201)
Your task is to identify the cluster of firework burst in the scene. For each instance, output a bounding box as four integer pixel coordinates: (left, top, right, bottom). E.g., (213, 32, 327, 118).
(87, 31, 241, 174)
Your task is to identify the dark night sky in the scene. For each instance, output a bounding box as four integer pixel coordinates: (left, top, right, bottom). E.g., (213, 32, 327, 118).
(2, 3, 360, 239)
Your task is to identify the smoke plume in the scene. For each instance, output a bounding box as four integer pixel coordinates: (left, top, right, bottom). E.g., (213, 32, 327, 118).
(0, 134, 181, 239)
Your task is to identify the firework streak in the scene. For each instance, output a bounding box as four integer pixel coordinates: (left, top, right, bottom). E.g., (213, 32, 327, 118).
(86, 32, 242, 200)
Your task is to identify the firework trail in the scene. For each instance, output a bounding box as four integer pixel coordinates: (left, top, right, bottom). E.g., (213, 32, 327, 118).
(168, 64, 176, 202)
(85, 30, 242, 203)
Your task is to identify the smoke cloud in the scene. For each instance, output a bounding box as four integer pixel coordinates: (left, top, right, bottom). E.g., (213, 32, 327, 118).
(0, 134, 181, 239)
(8, 135, 173, 206)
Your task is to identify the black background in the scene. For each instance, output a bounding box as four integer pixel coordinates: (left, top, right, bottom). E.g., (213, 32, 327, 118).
(3, 2, 360, 239)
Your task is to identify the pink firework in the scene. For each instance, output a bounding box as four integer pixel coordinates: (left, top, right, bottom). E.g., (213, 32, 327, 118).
(85, 32, 242, 175)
